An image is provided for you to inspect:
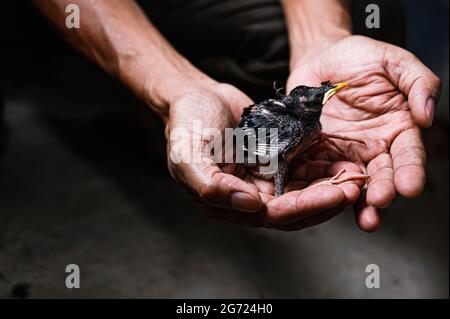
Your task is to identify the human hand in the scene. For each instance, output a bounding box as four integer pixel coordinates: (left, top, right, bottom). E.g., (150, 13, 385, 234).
(287, 35, 441, 231)
(165, 81, 366, 230)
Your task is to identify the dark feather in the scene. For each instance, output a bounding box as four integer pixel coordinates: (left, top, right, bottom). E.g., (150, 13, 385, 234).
(237, 81, 335, 195)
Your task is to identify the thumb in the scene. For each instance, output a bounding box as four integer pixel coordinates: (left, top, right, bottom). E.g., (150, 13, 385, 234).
(385, 45, 441, 128)
(167, 128, 262, 213)
(170, 159, 262, 213)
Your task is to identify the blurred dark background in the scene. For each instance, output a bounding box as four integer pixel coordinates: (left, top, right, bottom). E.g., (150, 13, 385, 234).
(0, 0, 448, 298)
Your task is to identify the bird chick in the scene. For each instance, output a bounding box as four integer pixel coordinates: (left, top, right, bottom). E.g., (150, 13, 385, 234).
(238, 81, 367, 196)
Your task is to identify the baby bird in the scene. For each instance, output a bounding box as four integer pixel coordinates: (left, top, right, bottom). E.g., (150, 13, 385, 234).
(238, 81, 368, 196)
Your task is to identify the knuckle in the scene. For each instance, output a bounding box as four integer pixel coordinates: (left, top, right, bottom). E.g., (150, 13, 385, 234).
(434, 76, 442, 93)
(264, 206, 287, 226)
(198, 183, 214, 202)
(197, 175, 223, 203)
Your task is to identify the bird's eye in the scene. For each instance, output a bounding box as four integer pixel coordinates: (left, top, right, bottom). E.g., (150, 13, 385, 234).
(298, 95, 308, 103)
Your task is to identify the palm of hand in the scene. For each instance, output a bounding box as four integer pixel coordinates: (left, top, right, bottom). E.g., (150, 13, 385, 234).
(287, 36, 428, 214)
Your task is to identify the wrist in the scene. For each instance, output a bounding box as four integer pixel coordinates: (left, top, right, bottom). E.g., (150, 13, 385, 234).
(144, 59, 215, 117)
(289, 29, 351, 68)
(117, 46, 215, 120)
(281, 0, 352, 68)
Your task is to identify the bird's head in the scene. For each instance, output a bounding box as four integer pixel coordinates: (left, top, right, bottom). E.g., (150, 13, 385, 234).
(288, 81, 348, 112)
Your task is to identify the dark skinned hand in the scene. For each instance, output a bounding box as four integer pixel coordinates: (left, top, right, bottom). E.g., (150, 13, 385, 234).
(287, 35, 441, 231)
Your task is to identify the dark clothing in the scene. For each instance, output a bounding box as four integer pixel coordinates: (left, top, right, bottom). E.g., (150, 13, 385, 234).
(3, 0, 405, 102)
(137, 0, 405, 100)
(140, 0, 290, 99)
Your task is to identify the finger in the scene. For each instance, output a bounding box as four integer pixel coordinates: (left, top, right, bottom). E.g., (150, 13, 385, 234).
(353, 188, 382, 232)
(171, 158, 262, 213)
(201, 193, 275, 227)
(366, 153, 397, 207)
(200, 206, 264, 227)
(243, 174, 275, 195)
(273, 203, 347, 231)
(284, 180, 309, 192)
(385, 46, 441, 127)
(265, 185, 346, 226)
(330, 181, 362, 205)
(390, 127, 426, 198)
(291, 160, 364, 203)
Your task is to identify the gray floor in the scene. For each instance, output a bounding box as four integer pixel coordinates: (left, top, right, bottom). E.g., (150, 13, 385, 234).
(0, 92, 448, 298)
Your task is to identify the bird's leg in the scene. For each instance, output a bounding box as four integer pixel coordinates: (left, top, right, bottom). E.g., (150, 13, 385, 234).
(274, 159, 288, 197)
(312, 169, 370, 187)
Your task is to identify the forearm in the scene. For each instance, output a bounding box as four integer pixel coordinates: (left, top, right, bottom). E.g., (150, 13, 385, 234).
(281, 0, 352, 65)
(33, 0, 213, 118)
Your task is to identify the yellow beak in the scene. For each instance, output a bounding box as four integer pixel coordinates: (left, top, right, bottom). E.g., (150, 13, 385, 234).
(322, 82, 348, 105)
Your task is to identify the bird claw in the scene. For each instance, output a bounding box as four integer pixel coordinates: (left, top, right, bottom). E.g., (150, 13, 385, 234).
(312, 169, 370, 187)
(273, 81, 285, 98)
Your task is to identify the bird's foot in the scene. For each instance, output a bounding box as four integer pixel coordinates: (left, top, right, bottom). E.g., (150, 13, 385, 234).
(312, 169, 370, 187)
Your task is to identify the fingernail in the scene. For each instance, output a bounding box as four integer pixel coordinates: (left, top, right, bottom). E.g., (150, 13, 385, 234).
(230, 192, 260, 212)
(425, 97, 435, 126)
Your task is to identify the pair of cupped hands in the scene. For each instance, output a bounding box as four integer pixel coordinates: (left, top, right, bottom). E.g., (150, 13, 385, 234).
(165, 36, 441, 232)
